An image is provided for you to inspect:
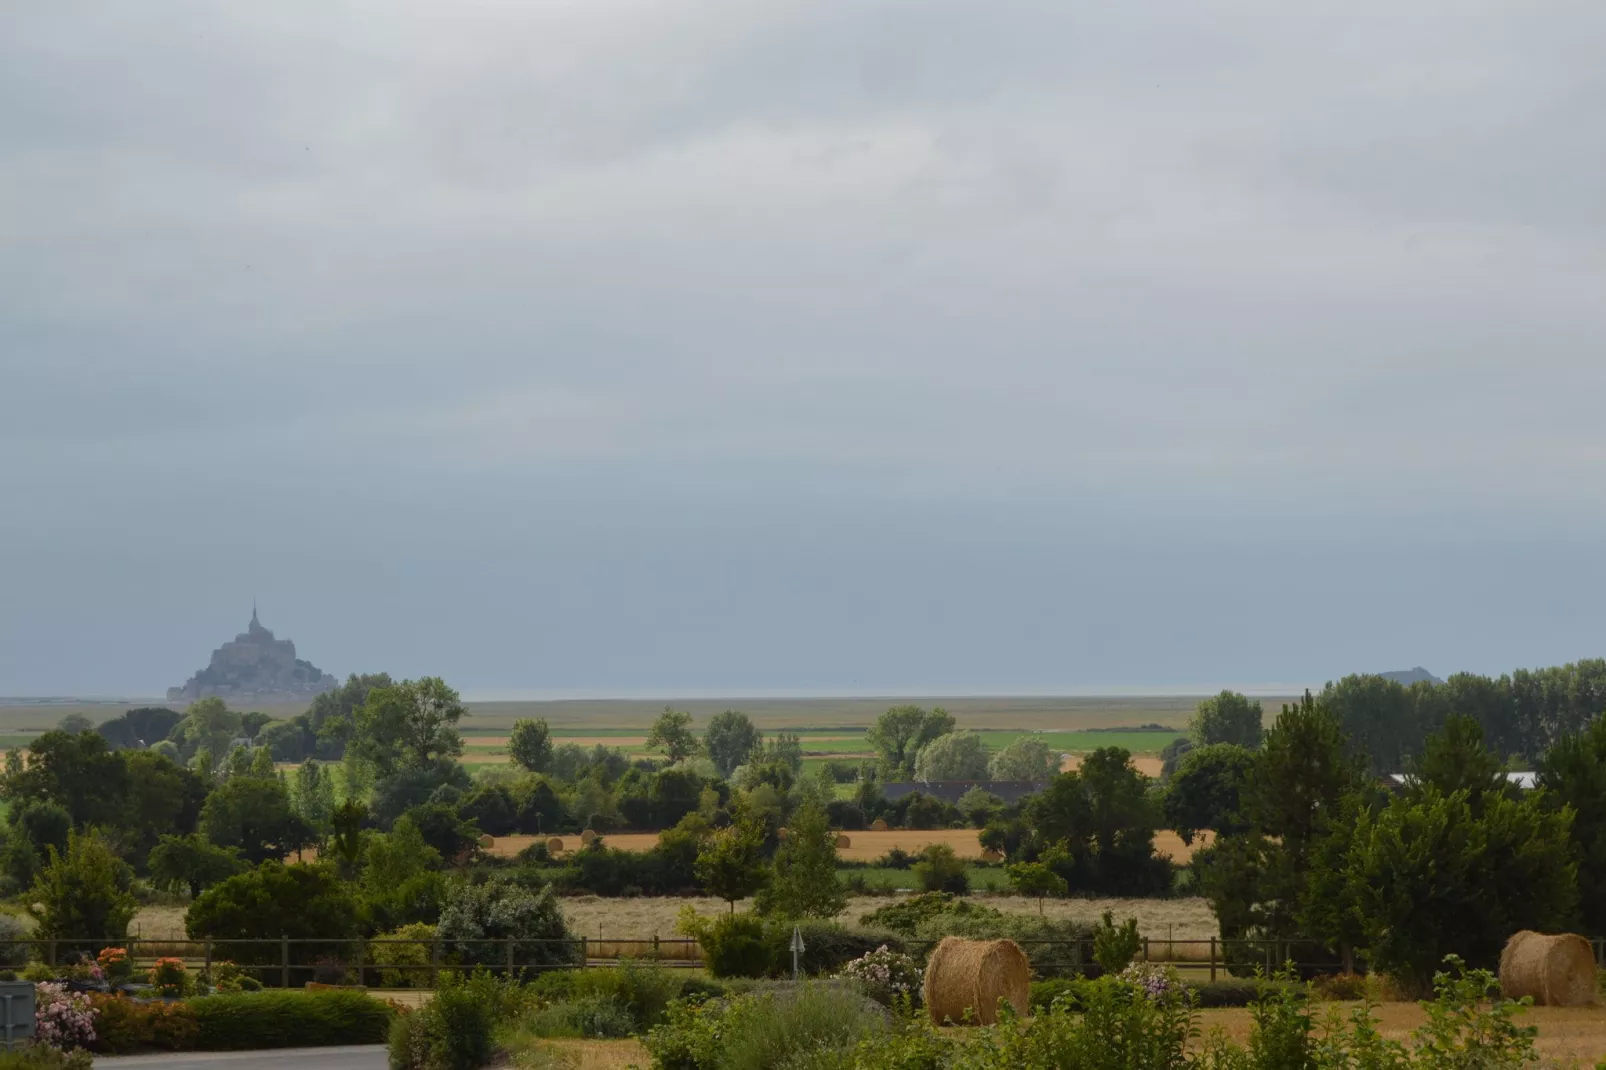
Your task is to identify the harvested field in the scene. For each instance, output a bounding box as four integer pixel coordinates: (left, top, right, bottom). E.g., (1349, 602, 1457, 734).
(497, 828, 1208, 863)
(1062, 753, 1165, 777)
(516, 1038, 649, 1069)
(556, 894, 1219, 943)
(1197, 1004, 1606, 1065)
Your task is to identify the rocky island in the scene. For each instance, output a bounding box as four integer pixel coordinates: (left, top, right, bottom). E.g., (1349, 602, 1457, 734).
(167, 606, 337, 702)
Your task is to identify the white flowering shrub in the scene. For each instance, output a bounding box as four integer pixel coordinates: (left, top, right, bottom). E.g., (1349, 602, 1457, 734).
(1117, 961, 1184, 1002)
(34, 982, 97, 1050)
(838, 945, 923, 1007)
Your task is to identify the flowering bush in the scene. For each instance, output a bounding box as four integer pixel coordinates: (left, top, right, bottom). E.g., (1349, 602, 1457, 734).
(1118, 961, 1183, 1002)
(96, 948, 132, 985)
(62, 955, 105, 988)
(838, 945, 923, 1007)
(35, 983, 97, 1050)
(198, 960, 261, 995)
(148, 958, 187, 998)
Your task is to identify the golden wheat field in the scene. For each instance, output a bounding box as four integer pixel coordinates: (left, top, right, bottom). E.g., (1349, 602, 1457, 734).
(490, 828, 1210, 864)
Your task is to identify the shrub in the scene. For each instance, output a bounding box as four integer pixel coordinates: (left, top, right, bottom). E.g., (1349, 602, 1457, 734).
(198, 961, 261, 995)
(148, 957, 188, 998)
(838, 946, 922, 1007)
(33, 984, 97, 1052)
(436, 876, 579, 972)
(1029, 977, 1089, 1012)
(1312, 971, 1368, 1002)
(1092, 911, 1141, 973)
(371, 923, 438, 988)
(515, 997, 636, 1039)
(912, 844, 969, 894)
(190, 990, 394, 1049)
(642, 995, 724, 1070)
(680, 911, 770, 979)
(857, 892, 971, 934)
(28, 830, 136, 948)
(778, 922, 909, 977)
(1189, 979, 1288, 1008)
(707, 983, 889, 1070)
(0, 915, 30, 971)
(185, 862, 363, 975)
(387, 973, 506, 1070)
(550, 961, 685, 1031)
(0, 1047, 92, 1070)
(94, 948, 132, 986)
(86, 996, 199, 1054)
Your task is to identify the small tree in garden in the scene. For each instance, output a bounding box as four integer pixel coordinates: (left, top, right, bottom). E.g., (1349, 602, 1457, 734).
(1006, 860, 1067, 914)
(755, 799, 845, 919)
(30, 828, 137, 946)
(1092, 911, 1142, 973)
(696, 819, 770, 912)
(913, 843, 969, 894)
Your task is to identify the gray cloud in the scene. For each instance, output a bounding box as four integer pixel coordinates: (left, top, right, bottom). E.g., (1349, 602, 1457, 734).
(4, 1, 1606, 694)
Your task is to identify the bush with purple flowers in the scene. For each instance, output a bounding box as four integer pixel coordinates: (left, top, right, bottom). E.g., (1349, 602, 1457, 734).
(1118, 961, 1184, 1002)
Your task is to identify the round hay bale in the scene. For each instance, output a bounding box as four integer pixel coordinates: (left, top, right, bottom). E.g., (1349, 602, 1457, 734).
(835, 834, 851, 849)
(870, 818, 890, 832)
(981, 849, 1003, 863)
(777, 827, 790, 841)
(478, 835, 494, 849)
(1500, 930, 1597, 1006)
(546, 837, 564, 854)
(922, 936, 1031, 1026)
(580, 828, 598, 846)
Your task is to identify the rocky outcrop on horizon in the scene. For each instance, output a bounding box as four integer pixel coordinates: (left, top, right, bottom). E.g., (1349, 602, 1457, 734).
(167, 607, 337, 702)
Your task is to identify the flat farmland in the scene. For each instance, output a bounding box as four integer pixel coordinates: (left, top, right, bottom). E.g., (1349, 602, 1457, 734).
(489, 828, 1211, 864)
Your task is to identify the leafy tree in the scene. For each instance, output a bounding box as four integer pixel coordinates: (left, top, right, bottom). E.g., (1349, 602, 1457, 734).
(650, 769, 704, 829)
(148, 833, 246, 899)
(1077, 748, 1170, 895)
(705, 711, 763, 778)
(459, 784, 519, 836)
(696, 819, 770, 911)
(1537, 713, 1606, 936)
(646, 708, 700, 763)
(239, 711, 274, 740)
(175, 698, 243, 768)
(290, 760, 338, 835)
(3, 730, 130, 827)
(200, 773, 315, 863)
(96, 707, 182, 750)
(913, 843, 970, 894)
(121, 750, 208, 854)
(361, 817, 447, 931)
(185, 862, 363, 963)
(2, 800, 71, 890)
(370, 760, 472, 828)
(404, 803, 480, 862)
(1408, 714, 1511, 814)
(1006, 860, 1068, 914)
(1162, 744, 1254, 844)
(29, 828, 137, 944)
(654, 813, 714, 892)
(912, 731, 990, 782)
(1246, 691, 1367, 857)
(988, 737, 1059, 781)
(1344, 788, 1578, 994)
(867, 706, 955, 778)
(956, 787, 1005, 828)
(56, 714, 93, 735)
(436, 874, 580, 970)
(1319, 674, 1438, 774)
(508, 718, 553, 773)
(755, 800, 844, 919)
(515, 777, 567, 836)
(349, 677, 466, 778)
(327, 799, 368, 878)
(1188, 691, 1265, 749)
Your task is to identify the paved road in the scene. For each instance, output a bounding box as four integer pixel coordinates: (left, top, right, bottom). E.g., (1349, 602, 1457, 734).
(95, 1045, 387, 1069)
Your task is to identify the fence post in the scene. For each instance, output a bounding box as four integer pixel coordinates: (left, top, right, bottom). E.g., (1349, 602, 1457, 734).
(581, 936, 588, 964)
(282, 936, 290, 990)
(354, 937, 365, 988)
(653, 934, 660, 959)
(1210, 938, 1217, 983)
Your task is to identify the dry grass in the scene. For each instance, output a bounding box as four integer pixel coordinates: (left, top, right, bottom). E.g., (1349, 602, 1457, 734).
(1196, 1004, 1606, 1065)
(509, 1038, 649, 1069)
(130, 905, 188, 942)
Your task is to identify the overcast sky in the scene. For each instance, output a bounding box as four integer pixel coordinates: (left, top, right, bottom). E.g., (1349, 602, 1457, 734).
(5, 1, 1606, 697)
